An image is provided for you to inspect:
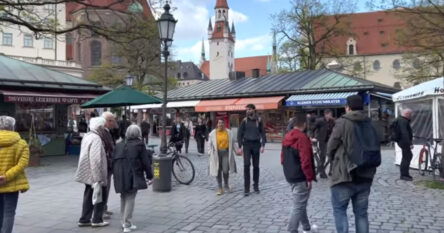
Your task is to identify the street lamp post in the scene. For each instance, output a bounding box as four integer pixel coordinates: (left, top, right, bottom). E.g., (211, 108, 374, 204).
(157, 3, 177, 156)
(151, 2, 177, 192)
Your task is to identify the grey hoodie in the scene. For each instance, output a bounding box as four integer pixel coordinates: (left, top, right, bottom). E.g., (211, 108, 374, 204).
(327, 110, 377, 187)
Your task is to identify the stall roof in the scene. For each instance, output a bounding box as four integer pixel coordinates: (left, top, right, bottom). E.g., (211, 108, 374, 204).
(393, 77, 444, 102)
(0, 55, 108, 92)
(166, 69, 398, 101)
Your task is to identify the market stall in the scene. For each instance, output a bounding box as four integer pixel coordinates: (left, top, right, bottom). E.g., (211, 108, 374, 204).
(392, 77, 444, 168)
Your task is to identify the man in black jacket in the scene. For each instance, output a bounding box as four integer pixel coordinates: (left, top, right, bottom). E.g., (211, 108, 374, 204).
(237, 104, 267, 196)
(313, 109, 335, 178)
(393, 108, 414, 181)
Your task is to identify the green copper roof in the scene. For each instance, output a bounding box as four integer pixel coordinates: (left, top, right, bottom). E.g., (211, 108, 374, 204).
(0, 55, 107, 92)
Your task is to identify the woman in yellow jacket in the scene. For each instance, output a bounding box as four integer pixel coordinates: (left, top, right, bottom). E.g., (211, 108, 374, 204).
(0, 116, 29, 233)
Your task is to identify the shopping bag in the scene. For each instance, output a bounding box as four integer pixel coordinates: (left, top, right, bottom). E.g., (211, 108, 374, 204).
(92, 182, 102, 205)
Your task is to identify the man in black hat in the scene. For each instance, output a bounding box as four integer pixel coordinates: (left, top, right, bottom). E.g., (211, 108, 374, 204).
(327, 94, 380, 233)
(237, 104, 267, 196)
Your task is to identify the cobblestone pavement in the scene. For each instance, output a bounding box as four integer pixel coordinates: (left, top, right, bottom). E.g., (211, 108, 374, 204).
(12, 137, 444, 233)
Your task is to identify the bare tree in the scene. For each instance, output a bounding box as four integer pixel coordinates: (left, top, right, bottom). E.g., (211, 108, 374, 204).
(0, 0, 160, 43)
(272, 0, 357, 71)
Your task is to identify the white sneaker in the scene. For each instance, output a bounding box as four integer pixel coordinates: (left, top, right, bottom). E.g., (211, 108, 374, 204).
(91, 221, 109, 227)
(303, 224, 318, 233)
(122, 224, 137, 232)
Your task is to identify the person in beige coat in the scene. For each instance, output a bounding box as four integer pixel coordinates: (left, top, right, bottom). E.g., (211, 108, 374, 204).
(208, 119, 238, 195)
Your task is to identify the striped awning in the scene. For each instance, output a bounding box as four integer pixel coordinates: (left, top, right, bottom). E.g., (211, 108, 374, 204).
(286, 92, 357, 106)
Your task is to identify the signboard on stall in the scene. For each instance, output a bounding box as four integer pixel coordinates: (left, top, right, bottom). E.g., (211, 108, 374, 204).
(4, 95, 91, 104)
(287, 98, 347, 106)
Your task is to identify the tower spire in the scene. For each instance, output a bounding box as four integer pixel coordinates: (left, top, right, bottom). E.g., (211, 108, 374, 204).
(200, 38, 206, 64)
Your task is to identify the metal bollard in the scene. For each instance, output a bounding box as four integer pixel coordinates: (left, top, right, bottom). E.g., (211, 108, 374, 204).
(152, 155, 172, 192)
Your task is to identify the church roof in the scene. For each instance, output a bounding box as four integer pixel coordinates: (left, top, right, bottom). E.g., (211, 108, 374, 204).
(316, 10, 412, 56)
(215, 0, 229, 9)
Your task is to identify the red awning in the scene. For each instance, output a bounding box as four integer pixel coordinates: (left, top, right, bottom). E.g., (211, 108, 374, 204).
(195, 96, 285, 112)
(0, 90, 100, 104)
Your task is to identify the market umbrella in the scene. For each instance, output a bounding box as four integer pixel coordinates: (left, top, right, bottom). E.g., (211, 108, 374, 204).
(81, 85, 162, 108)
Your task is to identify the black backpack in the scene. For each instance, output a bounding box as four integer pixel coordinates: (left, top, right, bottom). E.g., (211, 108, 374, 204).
(282, 146, 302, 183)
(344, 118, 381, 169)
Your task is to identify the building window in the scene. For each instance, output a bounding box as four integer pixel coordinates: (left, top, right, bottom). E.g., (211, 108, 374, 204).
(373, 60, 381, 71)
(90, 40, 102, 66)
(379, 30, 385, 35)
(346, 38, 356, 56)
(348, 45, 354, 55)
(392, 59, 401, 70)
(66, 33, 73, 44)
(2, 33, 12, 46)
(363, 31, 369, 35)
(23, 34, 33, 47)
(183, 72, 188, 78)
(43, 38, 53, 49)
(252, 69, 260, 78)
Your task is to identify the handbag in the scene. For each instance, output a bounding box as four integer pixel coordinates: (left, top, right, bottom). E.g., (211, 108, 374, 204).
(92, 182, 102, 205)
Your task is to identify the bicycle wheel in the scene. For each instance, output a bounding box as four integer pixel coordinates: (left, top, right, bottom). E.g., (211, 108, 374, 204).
(418, 148, 428, 176)
(431, 153, 442, 180)
(172, 155, 195, 185)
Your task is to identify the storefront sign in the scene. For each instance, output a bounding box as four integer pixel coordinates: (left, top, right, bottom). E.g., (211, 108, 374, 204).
(287, 99, 347, 106)
(5, 95, 92, 104)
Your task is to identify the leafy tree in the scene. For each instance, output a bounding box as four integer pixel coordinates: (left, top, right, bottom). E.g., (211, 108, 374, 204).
(272, 0, 357, 71)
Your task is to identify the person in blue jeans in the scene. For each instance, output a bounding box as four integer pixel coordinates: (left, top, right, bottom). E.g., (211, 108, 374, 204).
(326, 95, 378, 233)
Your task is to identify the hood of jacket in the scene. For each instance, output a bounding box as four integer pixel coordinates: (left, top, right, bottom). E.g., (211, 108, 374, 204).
(282, 128, 304, 148)
(0, 130, 21, 147)
(341, 110, 369, 122)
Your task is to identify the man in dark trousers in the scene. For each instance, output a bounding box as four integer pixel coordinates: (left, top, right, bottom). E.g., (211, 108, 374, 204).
(313, 109, 335, 178)
(237, 104, 267, 196)
(393, 108, 414, 181)
(98, 112, 118, 219)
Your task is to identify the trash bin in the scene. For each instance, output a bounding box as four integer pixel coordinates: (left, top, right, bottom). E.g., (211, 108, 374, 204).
(152, 155, 172, 192)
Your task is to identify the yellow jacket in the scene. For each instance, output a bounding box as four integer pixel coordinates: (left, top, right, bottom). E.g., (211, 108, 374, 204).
(0, 130, 30, 193)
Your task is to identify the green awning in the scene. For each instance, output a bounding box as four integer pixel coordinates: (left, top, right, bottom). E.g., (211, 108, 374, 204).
(81, 85, 162, 108)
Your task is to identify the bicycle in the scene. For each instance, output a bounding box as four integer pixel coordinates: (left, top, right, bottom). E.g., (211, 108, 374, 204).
(168, 142, 196, 185)
(312, 140, 331, 176)
(147, 143, 196, 185)
(416, 136, 443, 179)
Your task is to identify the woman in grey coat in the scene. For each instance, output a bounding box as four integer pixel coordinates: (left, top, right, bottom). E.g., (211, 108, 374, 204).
(112, 125, 153, 233)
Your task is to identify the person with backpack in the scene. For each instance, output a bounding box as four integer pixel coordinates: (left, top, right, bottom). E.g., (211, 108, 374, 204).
(327, 95, 381, 233)
(237, 104, 267, 196)
(281, 113, 318, 233)
(391, 108, 414, 181)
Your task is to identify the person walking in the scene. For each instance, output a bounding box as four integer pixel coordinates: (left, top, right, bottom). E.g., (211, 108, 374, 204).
(75, 117, 109, 228)
(140, 117, 151, 146)
(119, 115, 131, 140)
(281, 113, 317, 233)
(0, 116, 30, 233)
(113, 125, 153, 233)
(170, 117, 187, 153)
(208, 119, 237, 195)
(392, 108, 414, 181)
(194, 118, 208, 155)
(183, 117, 194, 154)
(99, 112, 118, 219)
(313, 109, 335, 178)
(237, 104, 267, 196)
(327, 95, 380, 233)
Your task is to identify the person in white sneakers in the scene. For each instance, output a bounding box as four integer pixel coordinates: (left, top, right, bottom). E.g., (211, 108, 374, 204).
(112, 125, 153, 232)
(281, 113, 318, 233)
